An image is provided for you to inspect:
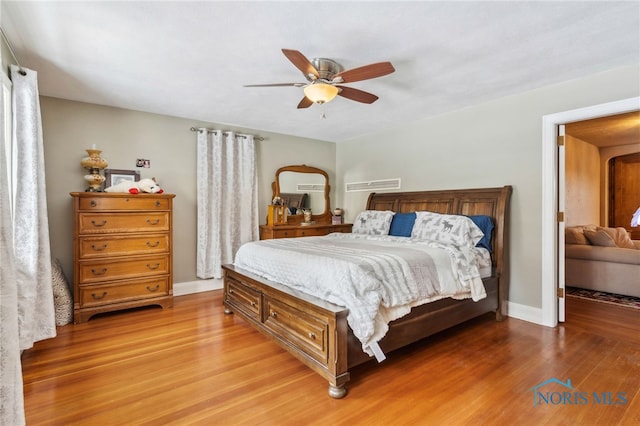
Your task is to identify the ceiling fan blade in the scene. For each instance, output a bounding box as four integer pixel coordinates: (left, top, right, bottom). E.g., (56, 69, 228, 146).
(336, 86, 379, 104)
(297, 96, 314, 109)
(244, 83, 306, 87)
(282, 49, 319, 79)
(333, 62, 395, 83)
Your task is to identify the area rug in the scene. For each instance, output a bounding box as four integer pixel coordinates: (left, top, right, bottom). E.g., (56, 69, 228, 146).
(566, 286, 640, 310)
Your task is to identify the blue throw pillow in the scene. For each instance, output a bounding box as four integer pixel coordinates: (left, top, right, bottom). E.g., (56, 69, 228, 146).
(467, 215, 494, 251)
(389, 212, 416, 237)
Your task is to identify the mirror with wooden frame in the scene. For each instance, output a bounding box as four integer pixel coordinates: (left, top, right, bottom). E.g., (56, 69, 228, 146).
(273, 164, 331, 225)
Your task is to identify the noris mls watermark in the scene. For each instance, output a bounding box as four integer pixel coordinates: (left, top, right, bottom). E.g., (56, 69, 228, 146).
(531, 378, 627, 407)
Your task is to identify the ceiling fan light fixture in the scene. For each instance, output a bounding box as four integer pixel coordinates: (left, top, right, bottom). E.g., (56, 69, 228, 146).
(303, 83, 339, 104)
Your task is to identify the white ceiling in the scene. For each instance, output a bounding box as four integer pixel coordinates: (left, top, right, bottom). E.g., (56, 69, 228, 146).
(2, 1, 639, 143)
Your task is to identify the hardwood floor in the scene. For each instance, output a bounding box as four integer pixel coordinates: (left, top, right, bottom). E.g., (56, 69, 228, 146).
(22, 291, 640, 425)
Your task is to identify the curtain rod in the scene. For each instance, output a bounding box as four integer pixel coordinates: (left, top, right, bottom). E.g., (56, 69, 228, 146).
(0, 27, 27, 76)
(190, 127, 264, 142)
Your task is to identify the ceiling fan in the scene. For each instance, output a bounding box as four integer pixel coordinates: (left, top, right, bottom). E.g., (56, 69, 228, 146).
(244, 49, 395, 109)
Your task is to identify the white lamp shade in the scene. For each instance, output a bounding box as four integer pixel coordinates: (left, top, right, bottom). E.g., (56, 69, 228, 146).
(303, 83, 339, 104)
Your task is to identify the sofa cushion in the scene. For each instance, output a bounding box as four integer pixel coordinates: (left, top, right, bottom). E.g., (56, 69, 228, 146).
(565, 227, 590, 245)
(599, 226, 636, 249)
(565, 243, 640, 265)
(584, 229, 617, 247)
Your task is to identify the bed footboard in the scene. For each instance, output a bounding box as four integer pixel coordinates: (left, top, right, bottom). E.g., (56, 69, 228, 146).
(222, 264, 351, 398)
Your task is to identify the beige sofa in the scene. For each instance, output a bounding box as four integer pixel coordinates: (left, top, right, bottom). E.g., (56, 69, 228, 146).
(565, 225, 640, 298)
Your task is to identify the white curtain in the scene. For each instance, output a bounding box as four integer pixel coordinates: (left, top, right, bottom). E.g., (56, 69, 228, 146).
(0, 67, 24, 426)
(196, 130, 259, 279)
(11, 64, 56, 350)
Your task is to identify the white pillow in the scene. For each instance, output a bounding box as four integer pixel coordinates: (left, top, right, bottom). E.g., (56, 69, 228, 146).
(352, 210, 395, 235)
(411, 211, 484, 248)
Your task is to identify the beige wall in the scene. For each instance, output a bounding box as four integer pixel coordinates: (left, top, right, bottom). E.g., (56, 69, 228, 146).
(40, 97, 336, 285)
(565, 135, 600, 227)
(336, 65, 640, 309)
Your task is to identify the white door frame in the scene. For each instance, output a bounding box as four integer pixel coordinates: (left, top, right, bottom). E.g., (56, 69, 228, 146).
(540, 97, 640, 327)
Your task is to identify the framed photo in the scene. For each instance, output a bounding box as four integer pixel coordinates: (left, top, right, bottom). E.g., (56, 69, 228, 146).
(104, 169, 140, 188)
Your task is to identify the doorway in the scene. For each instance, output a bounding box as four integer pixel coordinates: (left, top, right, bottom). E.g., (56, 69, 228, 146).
(541, 97, 640, 327)
(609, 152, 640, 240)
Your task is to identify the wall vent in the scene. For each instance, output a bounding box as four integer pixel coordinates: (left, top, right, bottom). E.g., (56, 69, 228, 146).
(296, 183, 325, 192)
(345, 178, 401, 192)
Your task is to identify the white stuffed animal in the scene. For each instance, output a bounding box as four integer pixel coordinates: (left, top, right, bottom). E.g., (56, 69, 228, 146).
(104, 178, 164, 194)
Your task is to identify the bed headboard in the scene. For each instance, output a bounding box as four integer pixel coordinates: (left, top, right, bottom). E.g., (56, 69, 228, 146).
(366, 186, 512, 274)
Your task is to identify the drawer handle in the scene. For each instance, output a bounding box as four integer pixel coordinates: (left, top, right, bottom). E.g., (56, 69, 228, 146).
(146, 284, 160, 292)
(284, 232, 289, 236)
(90, 200, 97, 207)
(308, 332, 316, 340)
(301, 231, 306, 236)
(91, 268, 107, 276)
(155, 201, 161, 207)
(250, 301, 256, 307)
(146, 219, 160, 225)
(146, 241, 160, 248)
(91, 292, 107, 300)
(91, 244, 108, 251)
(270, 311, 277, 318)
(228, 289, 234, 294)
(146, 263, 160, 270)
(91, 220, 107, 227)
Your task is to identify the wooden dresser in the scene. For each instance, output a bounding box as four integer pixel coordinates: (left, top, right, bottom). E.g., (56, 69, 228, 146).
(260, 222, 352, 240)
(70, 192, 175, 323)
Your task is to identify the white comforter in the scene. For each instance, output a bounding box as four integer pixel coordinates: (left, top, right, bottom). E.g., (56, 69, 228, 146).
(233, 233, 487, 356)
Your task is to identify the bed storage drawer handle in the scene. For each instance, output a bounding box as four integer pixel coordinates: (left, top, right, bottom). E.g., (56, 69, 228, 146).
(91, 291, 107, 300)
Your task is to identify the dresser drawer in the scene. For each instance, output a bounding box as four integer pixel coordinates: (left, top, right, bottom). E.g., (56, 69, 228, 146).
(78, 233, 169, 259)
(269, 228, 324, 238)
(78, 276, 169, 308)
(78, 196, 170, 211)
(263, 296, 330, 365)
(78, 254, 169, 284)
(260, 223, 352, 240)
(78, 212, 169, 234)
(225, 275, 261, 321)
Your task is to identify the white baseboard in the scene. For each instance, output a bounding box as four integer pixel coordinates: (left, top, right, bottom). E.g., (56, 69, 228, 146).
(174, 279, 223, 296)
(506, 300, 546, 326)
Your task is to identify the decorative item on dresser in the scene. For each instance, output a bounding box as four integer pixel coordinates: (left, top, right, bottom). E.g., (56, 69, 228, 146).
(80, 147, 108, 192)
(70, 192, 175, 323)
(259, 164, 352, 239)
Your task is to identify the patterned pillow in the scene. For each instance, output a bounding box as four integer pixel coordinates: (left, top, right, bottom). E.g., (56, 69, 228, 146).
(411, 211, 484, 248)
(352, 210, 395, 235)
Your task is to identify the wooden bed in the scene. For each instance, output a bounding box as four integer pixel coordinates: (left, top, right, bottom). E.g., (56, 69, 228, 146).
(222, 186, 512, 398)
